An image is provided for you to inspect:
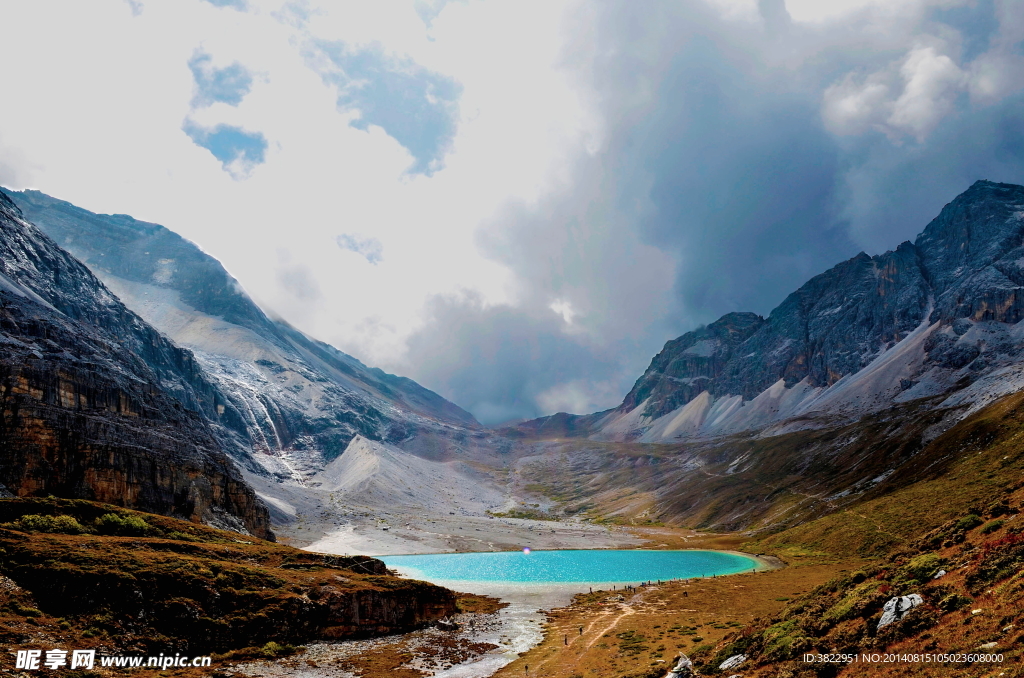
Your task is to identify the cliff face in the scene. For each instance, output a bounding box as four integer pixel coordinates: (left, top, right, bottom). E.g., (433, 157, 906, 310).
(0, 190, 271, 539)
(9, 189, 481, 480)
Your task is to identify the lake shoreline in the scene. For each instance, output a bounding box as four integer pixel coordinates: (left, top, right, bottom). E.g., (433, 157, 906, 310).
(253, 525, 786, 677)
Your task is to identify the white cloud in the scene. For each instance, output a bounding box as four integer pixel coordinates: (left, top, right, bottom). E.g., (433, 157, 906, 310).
(823, 45, 966, 142)
(2, 0, 1021, 420)
(0, 0, 594, 376)
(703, 0, 936, 24)
(535, 379, 620, 415)
(822, 72, 894, 136)
(888, 46, 965, 140)
(549, 299, 577, 325)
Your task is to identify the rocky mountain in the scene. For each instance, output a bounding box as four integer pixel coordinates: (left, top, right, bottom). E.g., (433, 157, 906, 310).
(6, 189, 481, 481)
(527, 180, 1024, 443)
(0, 190, 271, 538)
(486, 180, 1024, 536)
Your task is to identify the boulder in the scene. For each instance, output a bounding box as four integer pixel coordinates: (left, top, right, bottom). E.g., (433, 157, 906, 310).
(877, 594, 924, 629)
(719, 654, 747, 670)
(665, 653, 696, 677)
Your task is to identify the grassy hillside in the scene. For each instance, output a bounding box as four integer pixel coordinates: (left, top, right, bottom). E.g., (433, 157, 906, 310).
(687, 392, 1024, 676)
(0, 498, 456, 658)
(500, 392, 1024, 678)
(510, 397, 962, 534)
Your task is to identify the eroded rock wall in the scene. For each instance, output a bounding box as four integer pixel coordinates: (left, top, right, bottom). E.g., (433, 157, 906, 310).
(0, 188, 271, 538)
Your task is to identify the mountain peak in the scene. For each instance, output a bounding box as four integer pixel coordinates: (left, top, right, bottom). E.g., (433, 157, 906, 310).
(594, 180, 1024, 441)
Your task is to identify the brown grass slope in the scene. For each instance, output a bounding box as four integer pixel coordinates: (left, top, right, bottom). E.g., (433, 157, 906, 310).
(686, 392, 1024, 677)
(0, 498, 457, 657)
(511, 397, 962, 534)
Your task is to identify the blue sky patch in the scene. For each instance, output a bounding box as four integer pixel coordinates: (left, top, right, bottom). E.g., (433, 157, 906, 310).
(337, 233, 384, 264)
(202, 0, 248, 9)
(183, 121, 266, 177)
(314, 41, 462, 175)
(189, 51, 253, 108)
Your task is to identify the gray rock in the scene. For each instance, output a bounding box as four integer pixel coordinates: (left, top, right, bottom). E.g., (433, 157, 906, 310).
(719, 654, 747, 670)
(878, 593, 924, 630)
(665, 653, 696, 677)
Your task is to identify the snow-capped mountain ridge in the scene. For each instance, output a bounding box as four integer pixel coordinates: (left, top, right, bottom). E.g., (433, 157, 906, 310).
(5, 188, 480, 480)
(0, 189, 271, 536)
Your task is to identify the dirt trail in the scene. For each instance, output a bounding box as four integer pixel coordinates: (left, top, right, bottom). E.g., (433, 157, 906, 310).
(582, 604, 636, 652)
(493, 561, 857, 678)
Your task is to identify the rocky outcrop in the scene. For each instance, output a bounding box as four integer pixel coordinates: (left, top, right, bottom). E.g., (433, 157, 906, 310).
(621, 311, 765, 415)
(520, 181, 1024, 441)
(0, 190, 271, 538)
(625, 181, 1024, 422)
(8, 189, 480, 479)
(665, 654, 697, 677)
(718, 653, 747, 670)
(0, 499, 457, 653)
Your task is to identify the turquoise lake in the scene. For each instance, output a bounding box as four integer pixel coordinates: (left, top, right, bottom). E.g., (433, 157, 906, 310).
(379, 549, 758, 584)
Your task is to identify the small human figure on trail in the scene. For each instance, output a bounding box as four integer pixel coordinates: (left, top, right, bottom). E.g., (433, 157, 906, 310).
(579, 626, 583, 636)
(564, 634, 568, 645)
(684, 590, 688, 597)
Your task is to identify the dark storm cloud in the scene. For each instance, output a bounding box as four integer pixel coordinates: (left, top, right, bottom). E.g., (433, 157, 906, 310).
(608, 30, 856, 319)
(405, 0, 1024, 425)
(835, 97, 1024, 249)
(404, 294, 616, 425)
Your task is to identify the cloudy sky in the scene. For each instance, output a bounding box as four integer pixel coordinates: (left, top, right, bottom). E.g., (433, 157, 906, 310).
(1, 0, 1022, 424)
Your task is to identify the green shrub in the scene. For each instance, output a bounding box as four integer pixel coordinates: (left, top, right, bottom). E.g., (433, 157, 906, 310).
(260, 642, 299, 658)
(94, 513, 154, 536)
(6, 514, 86, 534)
(956, 514, 984, 532)
(899, 553, 945, 583)
(980, 520, 1005, 535)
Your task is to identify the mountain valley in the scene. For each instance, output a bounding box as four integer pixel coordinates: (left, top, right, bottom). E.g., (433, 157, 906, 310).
(2, 181, 1024, 676)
